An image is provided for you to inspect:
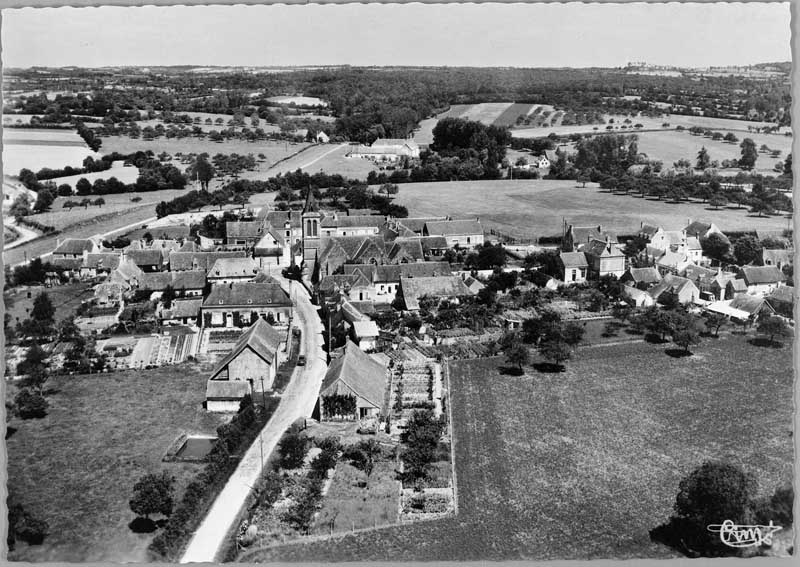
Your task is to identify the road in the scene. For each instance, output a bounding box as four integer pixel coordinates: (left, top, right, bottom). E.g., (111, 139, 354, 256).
(3, 217, 40, 251)
(180, 275, 326, 563)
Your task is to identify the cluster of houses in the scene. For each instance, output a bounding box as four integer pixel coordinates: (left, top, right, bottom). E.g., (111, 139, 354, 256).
(554, 219, 792, 324)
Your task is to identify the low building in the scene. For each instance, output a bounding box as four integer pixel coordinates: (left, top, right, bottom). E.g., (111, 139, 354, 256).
(318, 340, 388, 421)
(202, 282, 293, 327)
(558, 251, 588, 285)
(53, 238, 100, 260)
(351, 320, 380, 351)
(398, 275, 475, 311)
(647, 274, 700, 305)
(207, 257, 261, 285)
(207, 318, 285, 407)
(738, 266, 785, 295)
(205, 381, 251, 413)
(423, 219, 484, 249)
(620, 267, 662, 289)
(159, 298, 203, 326)
(80, 252, 122, 279)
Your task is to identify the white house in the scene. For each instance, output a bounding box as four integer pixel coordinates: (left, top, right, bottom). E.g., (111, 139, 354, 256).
(423, 219, 484, 249)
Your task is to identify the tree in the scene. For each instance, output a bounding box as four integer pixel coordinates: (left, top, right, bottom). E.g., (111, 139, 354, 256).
(187, 155, 215, 191)
(31, 291, 55, 329)
(129, 471, 176, 520)
(672, 460, 758, 555)
(75, 177, 92, 196)
(749, 198, 774, 217)
(723, 132, 739, 144)
(351, 439, 381, 485)
(695, 147, 710, 170)
(9, 193, 32, 218)
(756, 315, 791, 344)
(783, 153, 792, 177)
(673, 327, 701, 354)
(700, 233, 731, 264)
(733, 235, 762, 266)
(708, 194, 727, 210)
(33, 188, 55, 213)
(703, 312, 727, 337)
(93, 197, 106, 207)
(505, 343, 529, 372)
(161, 285, 176, 310)
(538, 335, 571, 370)
(14, 389, 48, 419)
(738, 138, 758, 170)
(401, 410, 445, 481)
(278, 432, 308, 469)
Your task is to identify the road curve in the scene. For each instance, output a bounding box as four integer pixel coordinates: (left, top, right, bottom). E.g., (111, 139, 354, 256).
(179, 276, 326, 563)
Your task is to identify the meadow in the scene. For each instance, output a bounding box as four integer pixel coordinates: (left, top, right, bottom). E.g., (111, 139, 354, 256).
(391, 179, 790, 240)
(3, 128, 100, 174)
(46, 161, 141, 191)
(241, 334, 793, 561)
(6, 363, 224, 562)
(96, 135, 310, 162)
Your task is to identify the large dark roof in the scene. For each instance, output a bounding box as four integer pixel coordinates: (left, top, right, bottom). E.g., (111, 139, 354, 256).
(169, 250, 247, 271)
(124, 249, 165, 267)
(204, 282, 292, 308)
(424, 219, 483, 237)
(559, 251, 589, 269)
(53, 238, 95, 256)
(320, 340, 386, 409)
(739, 266, 785, 285)
(209, 318, 284, 380)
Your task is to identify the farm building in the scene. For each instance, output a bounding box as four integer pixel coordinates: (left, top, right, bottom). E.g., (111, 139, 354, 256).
(422, 219, 484, 249)
(169, 250, 248, 272)
(205, 381, 251, 414)
(136, 270, 206, 298)
(206, 318, 285, 412)
(80, 252, 123, 279)
(398, 275, 476, 311)
(207, 257, 261, 285)
(620, 267, 662, 289)
(53, 238, 102, 259)
(738, 266, 786, 295)
(347, 138, 420, 161)
(123, 249, 167, 272)
(318, 340, 388, 421)
(647, 274, 700, 305)
(159, 298, 203, 326)
(202, 282, 293, 327)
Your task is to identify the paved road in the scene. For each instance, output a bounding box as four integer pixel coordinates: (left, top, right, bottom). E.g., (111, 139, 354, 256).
(4, 217, 39, 251)
(180, 276, 326, 563)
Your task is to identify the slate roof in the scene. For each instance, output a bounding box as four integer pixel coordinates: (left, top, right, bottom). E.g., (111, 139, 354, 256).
(126, 225, 191, 241)
(204, 282, 292, 308)
(321, 214, 385, 229)
(169, 250, 247, 271)
(50, 257, 84, 271)
(208, 257, 261, 279)
(209, 318, 284, 380)
(83, 253, 121, 270)
(320, 340, 387, 410)
(226, 221, 265, 240)
(647, 274, 697, 300)
(767, 286, 794, 304)
(584, 239, 624, 258)
(124, 249, 164, 267)
(622, 267, 661, 284)
(739, 266, 785, 285)
(559, 251, 589, 269)
(400, 275, 475, 310)
(172, 270, 207, 290)
(206, 380, 251, 401)
(729, 294, 774, 316)
(387, 239, 425, 262)
(569, 226, 617, 247)
(263, 210, 302, 228)
(424, 219, 483, 237)
(639, 224, 661, 236)
(728, 278, 748, 292)
(419, 236, 449, 254)
(397, 217, 447, 234)
(343, 261, 452, 283)
(682, 264, 718, 282)
(318, 273, 372, 293)
(161, 298, 202, 320)
(53, 238, 95, 256)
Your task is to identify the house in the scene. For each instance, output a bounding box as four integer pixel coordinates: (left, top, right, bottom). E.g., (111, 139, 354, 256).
(738, 266, 785, 295)
(202, 282, 293, 327)
(205, 381, 252, 414)
(347, 138, 420, 161)
(316, 235, 387, 277)
(418, 236, 449, 260)
(351, 320, 380, 351)
(159, 298, 203, 326)
(125, 225, 191, 241)
(647, 274, 700, 305)
(169, 250, 248, 272)
(655, 251, 693, 276)
(620, 267, 662, 289)
(123, 249, 166, 272)
(225, 221, 266, 246)
(583, 238, 626, 278)
(206, 319, 284, 411)
(623, 285, 656, 307)
(318, 272, 375, 305)
(562, 223, 618, 252)
(423, 219, 484, 249)
(80, 252, 122, 279)
(342, 262, 452, 303)
(137, 270, 206, 298)
(393, 217, 448, 236)
(315, 131, 330, 144)
(729, 294, 776, 321)
(683, 220, 725, 240)
(253, 225, 289, 268)
(762, 248, 793, 270)
(558, 252, 589, 285)
(398, 275, 475, 311)
(320, 213, 385, 238)
(534, 154, 550, 169)
(53, 238, 100, 259)
(386, 238, 425, 264)
(726, 278, 748, 298)
(318, 340, 388, 421)
(207, 257, 261, 285)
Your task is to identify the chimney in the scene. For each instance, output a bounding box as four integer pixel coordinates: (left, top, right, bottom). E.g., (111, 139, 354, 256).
(640, 221, 644, 228)
(597, 225, 602, 233)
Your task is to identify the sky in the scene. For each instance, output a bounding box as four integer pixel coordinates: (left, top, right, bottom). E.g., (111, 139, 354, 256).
(1, 3, 792, 69)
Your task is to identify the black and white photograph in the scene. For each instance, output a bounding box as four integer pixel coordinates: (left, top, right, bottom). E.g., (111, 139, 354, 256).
(1, 1, 795, 563)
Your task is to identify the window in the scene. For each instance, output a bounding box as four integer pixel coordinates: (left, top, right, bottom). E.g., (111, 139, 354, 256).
(467, 237, 471, 244)
(571, 270, 576, 282)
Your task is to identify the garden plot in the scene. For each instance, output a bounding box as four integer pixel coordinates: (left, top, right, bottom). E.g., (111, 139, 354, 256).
(127, 332, 198, 369)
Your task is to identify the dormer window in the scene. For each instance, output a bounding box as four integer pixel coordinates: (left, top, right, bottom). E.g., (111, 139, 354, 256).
(218, 299, 224, 304)
(247, 299, 253, 304)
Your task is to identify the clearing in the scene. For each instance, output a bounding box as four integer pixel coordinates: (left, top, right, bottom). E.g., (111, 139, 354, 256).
(6, 363, 225, 563)
(242, 334, 792, 561)
(391, 179, 790, 240)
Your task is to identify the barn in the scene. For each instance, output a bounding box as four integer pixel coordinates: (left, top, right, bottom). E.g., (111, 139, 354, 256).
(318, 340, 387, 421)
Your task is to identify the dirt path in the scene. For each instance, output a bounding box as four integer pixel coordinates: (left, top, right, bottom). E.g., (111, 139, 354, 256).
(179, 276, 326, 563)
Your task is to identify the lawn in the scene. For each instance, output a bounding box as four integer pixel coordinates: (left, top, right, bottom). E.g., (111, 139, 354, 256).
(391, 179, 790, 241)
(96, 135, 311, 162)
(5, 363, 225, 562)
(242, 333, 793, 561)
(4, 281, 95, 326)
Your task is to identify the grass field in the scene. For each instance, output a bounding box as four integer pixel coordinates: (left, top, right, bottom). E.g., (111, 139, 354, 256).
(45, 161, 141, 191)
(391, 179, 790, 240)
(97, 135, 311, 162)
(3, 128, 100, 173)
(243, 334, 792, 561)
(493, 103, 536, 128)
(4, 281, 95, 326)
(6, 363, 225, 562)
(259, 142, 370, 177)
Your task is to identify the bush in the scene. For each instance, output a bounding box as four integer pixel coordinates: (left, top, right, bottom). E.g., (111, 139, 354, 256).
(278, 432, 308, 469)
(753, 484, 793, 526)
(14, 389, 48, 419)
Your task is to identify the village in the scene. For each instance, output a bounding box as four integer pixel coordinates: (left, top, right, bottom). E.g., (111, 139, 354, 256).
(2, 3, 795, 563)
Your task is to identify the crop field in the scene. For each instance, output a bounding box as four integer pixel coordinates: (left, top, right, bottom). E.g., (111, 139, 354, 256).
(96, 135, 310, 162)
(46, 161, 141, 191)
(133, 118, 281, 135)
(260, 142, 361, 177)
(3, 128, 99, 174)
(492, 103, 537, 128)
(391, 179, 790, 240)
(6, 363, 224, 562)
(636, 130, 790, 177)
(243, 334, 792, 561)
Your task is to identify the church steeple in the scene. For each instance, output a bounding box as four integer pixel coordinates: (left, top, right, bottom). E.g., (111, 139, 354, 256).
(303, 188, 319, 214)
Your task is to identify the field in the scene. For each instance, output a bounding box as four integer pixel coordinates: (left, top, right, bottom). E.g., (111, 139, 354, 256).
(636, 130, 791, 177)
(42, 161, 141, 191)
(243, 334, 793, 561)
(259, 142, 374, 177)
(6, 363, 224, 562)
(4, 281, 95, 326)
(96, 135, 311, 163)
(3, 128, 100, 174)
(391, 179, 790, 240)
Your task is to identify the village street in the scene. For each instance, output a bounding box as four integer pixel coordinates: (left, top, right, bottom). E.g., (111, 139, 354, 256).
(179, 275, 326, 563)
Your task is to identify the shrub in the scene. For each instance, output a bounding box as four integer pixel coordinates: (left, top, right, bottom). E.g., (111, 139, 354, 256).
(278, 432, 308, 469)
(753, 484, 793, 526)
(14, 389, 48, 419)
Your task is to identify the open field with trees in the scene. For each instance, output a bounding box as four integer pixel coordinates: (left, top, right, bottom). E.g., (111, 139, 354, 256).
(391, 179, 790, 240)
(43, 161, 142, 191)
(5, 363, 224, 562)
(96, 135, 310, 162)
(241, 334, 792, 561)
